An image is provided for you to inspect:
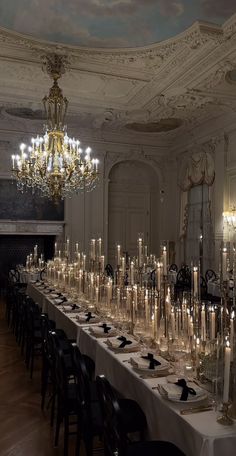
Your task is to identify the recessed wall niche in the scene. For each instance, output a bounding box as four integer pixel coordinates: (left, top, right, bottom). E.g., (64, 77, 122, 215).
(108, 160, 160, 265)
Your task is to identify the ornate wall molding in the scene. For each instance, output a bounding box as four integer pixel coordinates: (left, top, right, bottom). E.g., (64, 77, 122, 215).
(104, 149, 165, 187)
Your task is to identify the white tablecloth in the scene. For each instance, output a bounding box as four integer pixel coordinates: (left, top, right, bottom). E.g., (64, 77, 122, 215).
(207, 280, 233, 298)
(19, 271, 40, 284)
(26, 283, 236, 456)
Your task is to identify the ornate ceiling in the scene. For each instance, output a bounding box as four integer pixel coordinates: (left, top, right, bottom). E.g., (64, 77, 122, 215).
(0, 13, 236, 153)
(0, 0, 235, 47)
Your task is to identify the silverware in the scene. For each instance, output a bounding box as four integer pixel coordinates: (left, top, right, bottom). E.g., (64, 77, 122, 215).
(180, 406, 213, 415)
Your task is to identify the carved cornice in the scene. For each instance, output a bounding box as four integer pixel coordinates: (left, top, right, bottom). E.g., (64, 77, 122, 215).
(0, 20, 224, 68)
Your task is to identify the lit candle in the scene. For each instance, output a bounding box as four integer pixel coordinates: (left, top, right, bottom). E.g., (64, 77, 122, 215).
(130, 261, 134, 285)
(100, 255, 104, 272)
(107, 279, 112, 306)
(90, 239, 96, 261)
(201, 305, 206, 341)
(138, 238, 142, 267)
(117, 245, 121, 267)
(75, 242, 79, 253)
(77, 252, 81, 269)
(223, 340, 231, 403)
(144, 290, 149, 325)
(95, 287, 99, 306)
(188, 314, 194, 337)
(193, 266, 198, 298)
(210, 307, 216, 340)
(126, 289, 131, 312)
(133, 285, 137, 310)
(222, 247, 227, 281)
(97, 238, 102, 258)
(54, 242, 58, 256)
(162, 246, 167, 276)
(121, 257, 125, 276)
(156, 262, 161, 292)
(230, 312, 234, 361)
(171, 308, 175, 340)
(196, 337, 200, 367)
(165, 287, 171, 317)
(117, 288, 120, 307)
(83, 254, 86, 270)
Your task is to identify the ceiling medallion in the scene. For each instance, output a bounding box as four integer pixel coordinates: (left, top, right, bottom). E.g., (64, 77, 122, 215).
(11, 54, 99, 201)
(125, 118, 182, 133)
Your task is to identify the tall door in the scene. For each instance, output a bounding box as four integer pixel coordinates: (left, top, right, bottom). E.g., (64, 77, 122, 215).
(108, 182, 150, 265)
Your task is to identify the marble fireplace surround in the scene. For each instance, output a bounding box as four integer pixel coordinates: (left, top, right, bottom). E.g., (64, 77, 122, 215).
(0, 220, 64, 236)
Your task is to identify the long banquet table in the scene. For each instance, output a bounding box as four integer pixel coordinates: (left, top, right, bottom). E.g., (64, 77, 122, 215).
(27, 283, 236, 456)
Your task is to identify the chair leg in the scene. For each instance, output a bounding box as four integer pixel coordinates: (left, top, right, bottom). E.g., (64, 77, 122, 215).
(84, 438, 93, 456)
(75, 426, 81, 456)
(64, 414, 69, 456)
(50, 392, 56, 427)
(30, 347, 34, 379)
(54, 398, 62, 447)
(41, 362, 49, 410)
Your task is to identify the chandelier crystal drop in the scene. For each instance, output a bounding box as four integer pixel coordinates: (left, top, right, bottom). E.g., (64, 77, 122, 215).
(11, 54, 99, 201)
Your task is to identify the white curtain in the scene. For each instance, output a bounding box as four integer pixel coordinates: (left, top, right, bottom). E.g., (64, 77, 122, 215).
(185, 185, 214, 271)
(181, 151, 215, 191)
(180, 151, 215, 272)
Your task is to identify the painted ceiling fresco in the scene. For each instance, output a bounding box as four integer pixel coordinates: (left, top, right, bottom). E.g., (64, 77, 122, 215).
(0, 0, 235, 48)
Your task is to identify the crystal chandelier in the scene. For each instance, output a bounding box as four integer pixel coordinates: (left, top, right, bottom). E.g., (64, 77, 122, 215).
(11, 54, 99, 201)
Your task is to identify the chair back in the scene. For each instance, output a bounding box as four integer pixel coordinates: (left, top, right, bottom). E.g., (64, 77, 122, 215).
(205, 269, 216, 282)
(96, 375, 127, 456)
(73, 346, 91, 401)
(169, 264, 178, 272)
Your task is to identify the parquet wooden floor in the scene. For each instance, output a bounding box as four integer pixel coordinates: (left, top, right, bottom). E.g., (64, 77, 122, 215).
(0, 299, 85, 456)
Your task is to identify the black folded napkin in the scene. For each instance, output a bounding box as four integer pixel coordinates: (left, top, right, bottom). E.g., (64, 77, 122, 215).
(117, 336, 132, 348)
(175, 378, 196, 401)
(71, 304, 79, 310)
(99, 323, 112, 334)
(141, 353, 161, 370)
(85, 312, 96, 322)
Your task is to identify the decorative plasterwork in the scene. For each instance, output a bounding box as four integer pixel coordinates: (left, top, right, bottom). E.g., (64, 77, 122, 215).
(104, 148, 165, 187)
(0, 21, 223, 65)
(0, 16, 236, 149)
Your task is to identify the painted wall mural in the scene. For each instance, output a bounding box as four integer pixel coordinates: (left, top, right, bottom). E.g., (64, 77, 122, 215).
(0, 0, 235, 48)
(0, 180, 64, 221)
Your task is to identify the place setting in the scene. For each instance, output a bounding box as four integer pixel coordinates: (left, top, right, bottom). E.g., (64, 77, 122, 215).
(89, 323, 117, 338)
(75, 311, 101, 324)
(62, 303, 81, 313)
(129, 351, 172, 378)
(105, 334, 140, 353)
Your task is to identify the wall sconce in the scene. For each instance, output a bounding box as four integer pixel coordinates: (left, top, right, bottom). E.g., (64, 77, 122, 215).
(223, 211, 236, 229)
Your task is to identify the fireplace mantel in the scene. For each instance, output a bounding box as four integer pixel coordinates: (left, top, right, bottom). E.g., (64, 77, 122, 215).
(0, 220, 64, 235)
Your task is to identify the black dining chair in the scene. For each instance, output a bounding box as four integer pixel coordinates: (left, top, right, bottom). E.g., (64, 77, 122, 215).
(96, 375, 185, 456)
(205, 269, 216, 282)
(73, 346, 147, 456)
(174, 266, 191, 299)
(54, 348, 79, 456)
(73, 346, 104, 456)
(169, 264, 178, 272)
